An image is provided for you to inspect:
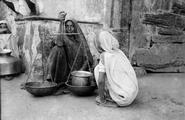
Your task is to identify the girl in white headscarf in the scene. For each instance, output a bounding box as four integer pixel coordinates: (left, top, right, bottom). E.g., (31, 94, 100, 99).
(94, 31, 138, 107)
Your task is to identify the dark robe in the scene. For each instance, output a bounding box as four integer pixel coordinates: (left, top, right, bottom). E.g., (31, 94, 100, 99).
(46, 20, 69, 85)
(64, 19, 93, 72)
(46, 19, 93, 86)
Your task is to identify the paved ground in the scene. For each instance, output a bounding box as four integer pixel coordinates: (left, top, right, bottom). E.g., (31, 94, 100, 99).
(1, 73, 185, 120)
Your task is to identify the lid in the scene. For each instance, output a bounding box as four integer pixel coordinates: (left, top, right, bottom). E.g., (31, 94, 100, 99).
(0, 49, 12, 55)
(71, 71, 93, 77)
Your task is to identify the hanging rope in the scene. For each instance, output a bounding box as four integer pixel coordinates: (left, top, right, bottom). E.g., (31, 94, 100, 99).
(82, 38, 92, 73)
(62, 40, 83, 85)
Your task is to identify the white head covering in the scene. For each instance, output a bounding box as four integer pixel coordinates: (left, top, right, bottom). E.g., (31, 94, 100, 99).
(94, 31, 138, 106)
(98, 31, 119, 52)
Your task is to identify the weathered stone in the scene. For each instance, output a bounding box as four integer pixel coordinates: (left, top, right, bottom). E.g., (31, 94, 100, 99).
(152, 35, 185, 43)
(146, 66, 185, 73)
(158, 28, 183, 36)
(143, 13, 185, 30)
(120, 0, 131, 27)
(152, 0, 172, 11)
(0, 34, 11, 50)
(0, 2, 7, 20)
(134, 67, 147, 77)
(133, 43, 185, 72)
(112, 30, 129, 57)
(172, 2, 185, 16)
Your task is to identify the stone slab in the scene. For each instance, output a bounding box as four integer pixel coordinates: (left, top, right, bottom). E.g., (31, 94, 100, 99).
(143, 13, 185, 30)
(172, 2, 185, 16)
(152, 35, 185, 43)
(133, 43, 185, 72)
(158, 28, 183, 36)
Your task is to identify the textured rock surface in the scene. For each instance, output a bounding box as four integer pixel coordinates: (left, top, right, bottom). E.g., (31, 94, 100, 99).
(131, 0, 185, 72)
(152, 35, 185, 43)
(0, 1, 7, 20)
(143, 13, 185, 30)
(172, 1, 185, 16)
(133, 43, 185, 72)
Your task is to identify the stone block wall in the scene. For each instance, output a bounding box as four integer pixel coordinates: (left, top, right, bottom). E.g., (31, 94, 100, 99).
(131, 0, 185, 72)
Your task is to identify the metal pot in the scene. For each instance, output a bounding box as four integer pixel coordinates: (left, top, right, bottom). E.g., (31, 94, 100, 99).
(71, 71, 93, 86)
(0, 49, 22, 76)
(24, 82, 58, 97)
(66, 82, 96, 96)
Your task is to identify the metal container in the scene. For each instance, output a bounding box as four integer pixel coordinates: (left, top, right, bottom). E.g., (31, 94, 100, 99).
(71, 71, 93, 86)
(0, 49, 21, 76)
(66, 82, 96, 96)
(24, 82, 58, 97)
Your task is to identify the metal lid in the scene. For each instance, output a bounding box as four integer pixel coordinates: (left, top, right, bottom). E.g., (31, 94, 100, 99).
(0, 49, 12, 55)
(71, 71, 93, 77)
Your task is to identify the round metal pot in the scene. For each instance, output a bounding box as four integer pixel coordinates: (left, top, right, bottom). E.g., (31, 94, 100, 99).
(66, 82, 96, 96)
(0, 49, 22, 76)
(71, 71, 93, 86)
(24, 82, 58, 97)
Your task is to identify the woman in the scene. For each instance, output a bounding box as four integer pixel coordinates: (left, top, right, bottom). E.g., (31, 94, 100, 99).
(94, 31, 138, 107)
(47, 18, 93, 86)
(46, 13, 69, 85)
(64, 19, 93, 72)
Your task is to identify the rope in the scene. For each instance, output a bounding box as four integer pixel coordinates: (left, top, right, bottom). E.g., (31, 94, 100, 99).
(42, 25, 45, 83)
(64, 40, 83, 84)
(82, 39, 92, 73)
(25, 21, 38, 83)
(25, 53, 38, 83)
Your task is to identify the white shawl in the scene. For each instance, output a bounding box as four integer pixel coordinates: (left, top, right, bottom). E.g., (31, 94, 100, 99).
(95, 31, 138, 106)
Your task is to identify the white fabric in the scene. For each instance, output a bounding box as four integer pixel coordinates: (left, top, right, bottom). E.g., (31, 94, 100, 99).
(98, 58, 106, 72)
(18, 0, 31, 15)
(94, 31, 138, 106)
(98, 31, 119, 52)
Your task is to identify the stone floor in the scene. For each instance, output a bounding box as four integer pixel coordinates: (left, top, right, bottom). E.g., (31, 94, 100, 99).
(1, 73, 185, 120)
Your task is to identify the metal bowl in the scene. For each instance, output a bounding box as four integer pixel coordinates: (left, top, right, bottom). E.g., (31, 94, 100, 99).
(24, 82, 58, 97)
(66, 82, 96, 96)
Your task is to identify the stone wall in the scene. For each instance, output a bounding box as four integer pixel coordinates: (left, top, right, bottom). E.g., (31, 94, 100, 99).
(0, 1, 7, 20)
(130, 0, 185, 72)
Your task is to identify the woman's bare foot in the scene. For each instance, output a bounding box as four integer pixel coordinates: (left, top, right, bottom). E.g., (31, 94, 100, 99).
(96, 96, 118, 107)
